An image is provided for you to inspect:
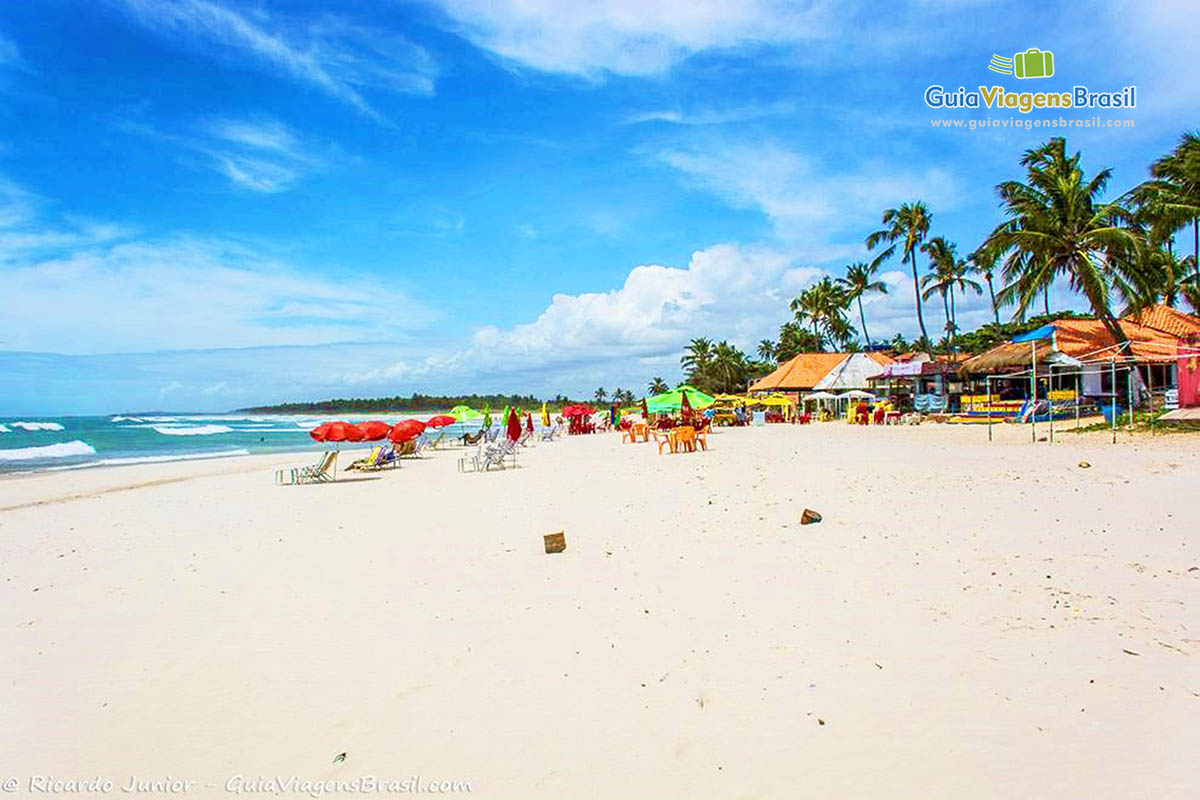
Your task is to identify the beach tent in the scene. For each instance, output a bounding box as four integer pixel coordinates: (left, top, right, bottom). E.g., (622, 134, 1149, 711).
(845, 390, 875, 399)
(751, 352, 894, 392)
(812, 353, 891, 391)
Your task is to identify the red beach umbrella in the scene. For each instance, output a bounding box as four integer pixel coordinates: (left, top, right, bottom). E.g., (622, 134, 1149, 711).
(641, 397, 649, 418)
(310, 421, 367, 443)
(388, 420, 425, 443)
(680, 389, 692, 422)
(425, 415, 455, 428)
(525, 413, 534, 435)
(506, 407, 522, 442)
(356, 420, 391, 440)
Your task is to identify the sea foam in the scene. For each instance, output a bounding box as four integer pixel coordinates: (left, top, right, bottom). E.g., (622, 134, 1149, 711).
(9, 421, 66, 431)
(152, 425, 234, 436)
(0, 440, 96, 461)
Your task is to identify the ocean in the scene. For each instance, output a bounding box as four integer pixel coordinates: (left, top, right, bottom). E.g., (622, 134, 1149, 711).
(0, 413, 497, 474)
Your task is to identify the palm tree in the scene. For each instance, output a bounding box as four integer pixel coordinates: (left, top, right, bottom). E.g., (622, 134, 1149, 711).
(921, 237, 983, 352)
(866, 201, 934, 355)
(756, 339, 776, 362)
(1131, 132, 1200, 280)
(791, 278, 851, 348)
(708, 341, 750, 393)
(647, 377, 669, 394)
(920, 237, 957, 351)
(775, 321, 821, 361)
(837, 259, 888, 347)
(594, 387, 607, 404)
(968, 246, 1002, 324)
(982, 137, 1147, 355)
(680, 337, 714, 376)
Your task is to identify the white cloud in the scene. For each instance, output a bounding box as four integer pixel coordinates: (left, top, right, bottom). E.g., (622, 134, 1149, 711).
(4, 236, 434, 354)
(119, 0, 436, 117)
(425, 0, 828, 77)
(0, 177, 434, 354)
(119, 116, 324, 193)
(652, 138, 960, 257)
(624, 100, 795, 126)
(354, 243, 823, 388)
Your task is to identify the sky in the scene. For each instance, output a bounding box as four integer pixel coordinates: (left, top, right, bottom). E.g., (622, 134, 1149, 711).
(0, 0, 1194, 414)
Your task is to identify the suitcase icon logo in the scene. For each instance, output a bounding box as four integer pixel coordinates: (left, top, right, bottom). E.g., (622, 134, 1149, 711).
(988, 48, 1054, 79)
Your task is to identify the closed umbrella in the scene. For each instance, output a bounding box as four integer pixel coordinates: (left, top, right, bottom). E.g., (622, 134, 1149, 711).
(541, 401, 551, 428)
(526, 412, 534, 435)
(506, 407, 522, 442)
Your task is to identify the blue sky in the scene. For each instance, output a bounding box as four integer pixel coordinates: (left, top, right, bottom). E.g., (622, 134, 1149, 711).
(0, 0, 1193, 414)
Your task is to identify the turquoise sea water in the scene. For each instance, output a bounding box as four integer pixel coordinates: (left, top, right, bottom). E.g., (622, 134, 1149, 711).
(0, 413, 495, 474)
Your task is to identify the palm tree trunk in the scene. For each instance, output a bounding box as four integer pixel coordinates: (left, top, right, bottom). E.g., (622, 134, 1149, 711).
(949, 286, 957, 353)
(1194, 216, 1199, 279)
(857, 296, 870, 348)
(986, 273, 999, 324)
(1043, 286, 1050, 316)
(941, 292, 951, 354)
(909, 251, 932, 355)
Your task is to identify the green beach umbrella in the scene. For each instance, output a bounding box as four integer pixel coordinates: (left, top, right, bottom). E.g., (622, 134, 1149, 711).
(645, 384, 715, 414)
(482, 403, 492, 429)
(449, 404, 483, 438)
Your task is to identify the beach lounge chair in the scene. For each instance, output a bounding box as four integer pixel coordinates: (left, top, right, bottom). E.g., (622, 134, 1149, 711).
(423, 429, 447, 449)
(483, 440, 517, 470)
(539, 423, 561, 441)
(275, 450, 336, 485)
(485, 426, 502, 443)
(461, 428, 486, 446)
(516, 430, 534, 447)
(363, 445, 401, 470)
(345, 446, 383, 471)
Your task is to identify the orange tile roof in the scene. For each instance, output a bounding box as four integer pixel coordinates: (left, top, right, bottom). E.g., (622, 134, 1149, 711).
(1053, 317, 1185, 363)
(750, 351, 894, 391)
(1123, 305, 1200, 338)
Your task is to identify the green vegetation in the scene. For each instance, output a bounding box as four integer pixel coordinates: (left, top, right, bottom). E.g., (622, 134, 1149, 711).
(241, 393, 557, 413)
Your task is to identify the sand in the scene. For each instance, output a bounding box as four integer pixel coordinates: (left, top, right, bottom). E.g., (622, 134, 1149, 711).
(3, 422, 1198, 798)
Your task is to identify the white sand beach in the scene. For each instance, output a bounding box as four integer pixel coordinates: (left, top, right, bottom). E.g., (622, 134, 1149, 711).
(3, 424, 1198, 798)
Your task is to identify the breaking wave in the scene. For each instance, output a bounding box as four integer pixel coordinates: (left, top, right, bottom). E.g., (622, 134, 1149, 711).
(152, 425, 234, 436)
(0, 440, 96, 461)
(9, 421, 66, 431)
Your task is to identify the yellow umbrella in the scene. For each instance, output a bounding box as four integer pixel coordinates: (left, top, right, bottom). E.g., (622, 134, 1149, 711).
(747, 395, 792, 407)
(541, 402, 551, 428)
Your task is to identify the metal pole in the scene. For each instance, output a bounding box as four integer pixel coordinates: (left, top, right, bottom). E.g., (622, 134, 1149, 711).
(1048, 365, 1055, 443)
(1080, 371, 1089, 431)
(1127, 363, 1135, 431)
(1110, 357, 1117, 444)
(1030, 341, 1037, 443)
(987, 375, 993, 442)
